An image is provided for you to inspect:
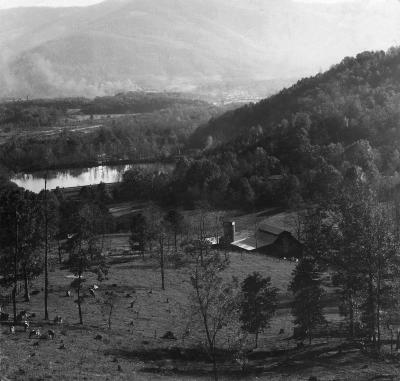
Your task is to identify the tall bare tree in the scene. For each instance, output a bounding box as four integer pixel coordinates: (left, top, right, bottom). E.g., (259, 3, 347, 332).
(189, 252, 239, 380)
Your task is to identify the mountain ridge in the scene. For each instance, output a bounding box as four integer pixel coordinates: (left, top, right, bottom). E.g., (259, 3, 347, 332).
(1, 0, 400, 98)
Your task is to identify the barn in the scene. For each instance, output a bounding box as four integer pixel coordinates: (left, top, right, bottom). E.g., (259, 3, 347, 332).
(222, 220, 302, 259)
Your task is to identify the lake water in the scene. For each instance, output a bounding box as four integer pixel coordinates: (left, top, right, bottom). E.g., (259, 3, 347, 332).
(11, 162, 173, 193)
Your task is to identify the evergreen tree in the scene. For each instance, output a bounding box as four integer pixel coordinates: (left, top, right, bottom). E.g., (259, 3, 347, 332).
(239, 272, 278, 348)
(289, 257, 325, 344)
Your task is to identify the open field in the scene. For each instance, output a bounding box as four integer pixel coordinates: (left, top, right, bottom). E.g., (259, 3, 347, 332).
(1, 236, 400, 380)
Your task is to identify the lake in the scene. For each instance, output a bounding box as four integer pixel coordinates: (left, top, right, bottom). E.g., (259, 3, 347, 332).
(11, 162, 174, 193)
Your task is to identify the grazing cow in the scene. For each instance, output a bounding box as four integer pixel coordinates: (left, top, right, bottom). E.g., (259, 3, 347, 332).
(9, 325, 15, 334)
(92, 284, 99, 290)
(29, 329, 40, 339)
(23, 321, 30, 332)
(66, 290, 71, 297)
(181, 328, 190, 344)
(161, 331, 177, 340)
(0, 312, 9, 321)
(17, 311, 28, 322)
(53, 316, 63, 324)
(48, 329, 55, 339)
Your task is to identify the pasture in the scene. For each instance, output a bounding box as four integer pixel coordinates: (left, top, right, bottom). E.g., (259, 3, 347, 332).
(1, 235, 399, 380)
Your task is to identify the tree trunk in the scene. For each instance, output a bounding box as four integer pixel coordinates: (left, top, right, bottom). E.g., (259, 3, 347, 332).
(349, 295, 355, 338)
(23, 265, 30, 302)
(199, 246, 204, 266)
(12, 287, 17, 325)
(44, 175, 49, 321)
(397, 330, 400, 351)
(174, 231, 177, 253)
(255, 331, 259, 349)
(390, 329, 394, 355)
(368, 273, 375, 345)
(108, 305, 113, 330)
(101, 231, 105, 252)
(160, 235, 165, 290)
(376, 260, 382, 350)
(58, 239, 62, 265)
(77, 273, 83, 324)
(13, 212, 19, 324)
(212, 352, 218, 381)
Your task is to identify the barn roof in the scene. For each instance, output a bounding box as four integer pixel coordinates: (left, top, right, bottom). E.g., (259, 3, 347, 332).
(258, 223, 287, 235)
(231, 231, 279, 251)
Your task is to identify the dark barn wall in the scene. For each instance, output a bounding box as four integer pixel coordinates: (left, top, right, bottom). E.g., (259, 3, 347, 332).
(257, 232, 302, 259)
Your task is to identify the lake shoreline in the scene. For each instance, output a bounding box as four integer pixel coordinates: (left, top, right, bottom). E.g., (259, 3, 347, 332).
(11, 161, 175, 193)
(11, 156, 177, 176)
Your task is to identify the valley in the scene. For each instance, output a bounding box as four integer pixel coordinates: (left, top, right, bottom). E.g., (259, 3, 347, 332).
(2, 1, 400, 379)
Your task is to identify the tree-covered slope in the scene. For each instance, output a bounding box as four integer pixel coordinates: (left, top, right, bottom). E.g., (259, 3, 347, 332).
(190, 48, 400, 150)
(167, 48, 400, 209)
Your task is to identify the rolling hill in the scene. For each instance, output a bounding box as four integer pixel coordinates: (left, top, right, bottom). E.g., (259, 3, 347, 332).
(1, 0, 400, 98)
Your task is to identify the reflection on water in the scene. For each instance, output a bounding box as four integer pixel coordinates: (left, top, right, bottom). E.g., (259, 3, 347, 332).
(11, 163, 173, 193)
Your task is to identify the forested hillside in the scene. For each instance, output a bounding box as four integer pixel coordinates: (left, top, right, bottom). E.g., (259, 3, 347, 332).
(170, 48, 400, 208)
(192, 48, 400, 148)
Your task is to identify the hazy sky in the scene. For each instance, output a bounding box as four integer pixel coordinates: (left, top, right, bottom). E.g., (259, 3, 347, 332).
(0, 0, 105, 8)
(0, 0, 365, 9)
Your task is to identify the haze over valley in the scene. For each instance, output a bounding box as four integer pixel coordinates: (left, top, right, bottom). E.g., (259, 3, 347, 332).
(1, 0, 400, 100)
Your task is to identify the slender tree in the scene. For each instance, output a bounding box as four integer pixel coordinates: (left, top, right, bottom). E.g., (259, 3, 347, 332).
(189, 251, 238, 381)
(65, 203, 108, 324)
(164, 209, 184, 253)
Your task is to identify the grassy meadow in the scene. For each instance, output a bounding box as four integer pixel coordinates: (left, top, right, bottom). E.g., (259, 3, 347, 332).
(1, 233, 400, 380)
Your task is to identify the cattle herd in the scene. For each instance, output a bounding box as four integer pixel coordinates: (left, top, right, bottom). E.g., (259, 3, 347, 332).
(1, 306, 61, 340)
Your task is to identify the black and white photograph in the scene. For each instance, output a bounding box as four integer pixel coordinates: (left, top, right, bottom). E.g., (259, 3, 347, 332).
(1, 0, 400, 380)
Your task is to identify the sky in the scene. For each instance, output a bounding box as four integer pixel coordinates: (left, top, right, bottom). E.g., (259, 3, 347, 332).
(0, 0, 105, 8)
(0, 0, 366, 9)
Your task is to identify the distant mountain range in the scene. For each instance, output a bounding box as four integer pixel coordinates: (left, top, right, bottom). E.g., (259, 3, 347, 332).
(1, 0, 400, 98)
